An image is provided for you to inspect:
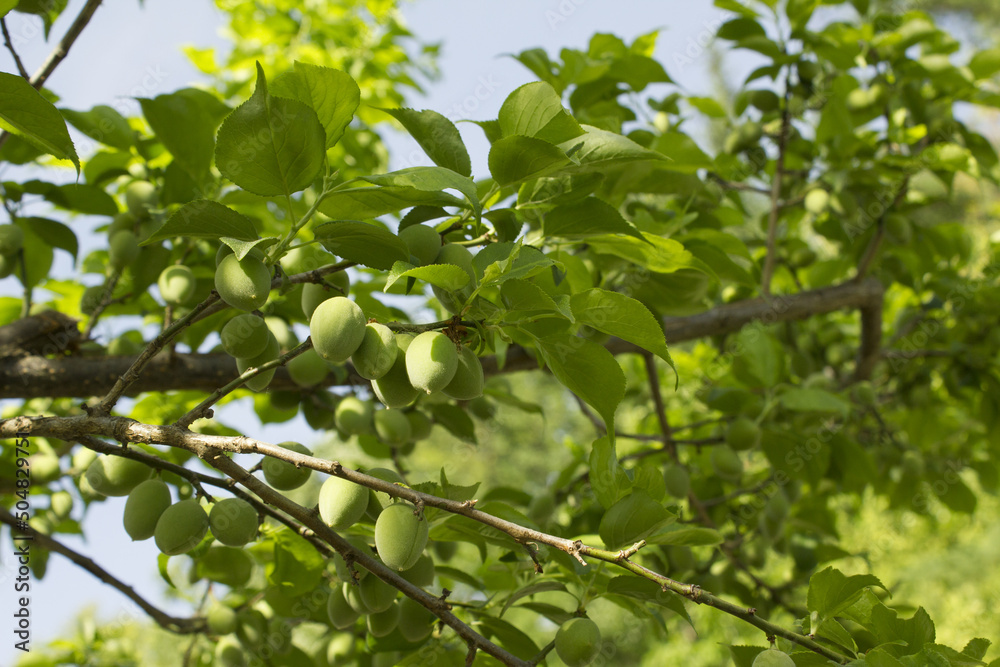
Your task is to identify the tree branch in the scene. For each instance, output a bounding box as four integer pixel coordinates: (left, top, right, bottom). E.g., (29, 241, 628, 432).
(1, 18, 30, 79)
(760, 74, 792, 296)
(0, 506, 203, 634)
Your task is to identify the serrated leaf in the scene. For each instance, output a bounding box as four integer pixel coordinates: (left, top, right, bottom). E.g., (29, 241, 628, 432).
(498, 81, 584, 144)
(606, 575, 694, 628)
(808, 567, 888, 622)
(599, 490, 675, 549)
(500, 278, 560, 315)
(380, 107, 471, 177)
(60, 104, 135, 150)
(385, 261, 471, 292)
(645, 526, 724, 547)
(313, 221, 408, 270)
(139, 89, 229, 182)
(536, 334, 624, 433)
(570, 288, 672, 364)
(362, 166, 480, 222)
(318, 184, 464, 220)
(589, 436, 632, 509)
(440, 469, 479, 503)
(142, 200, 258, 245)
(543, 197, 645, 242)
(478, 243, 556, 288)
(556, 125, 665, 173)
(271, 61, 359, 149)
(0, 72, 78, 171)
(499, 581, 567, 618)
(871, 605, 935, 656)
(488, 135, 573, 187)
(215, 63, 325, 196)
(588, 232, 696, 274)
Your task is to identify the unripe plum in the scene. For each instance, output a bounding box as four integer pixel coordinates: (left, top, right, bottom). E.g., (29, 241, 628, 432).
(85, 454, 151, 497)
(309, 296, 367, 363)
(262, 441, 312, 490)
(123, 478, 171, 541)
(209, 497, 258, 546)
(221, 314, 269, 359)
(555, 617, 602, 667)
(374, 502, 428, 571)
(154, 499, 209, 555)
(406, 331, 459, 394)
(318, 475, 369, 530)
(157, 265, 196, 306)
(442, 345, 484, 400)
(215, 253, 271, 312)
(351, 323, 398, 380)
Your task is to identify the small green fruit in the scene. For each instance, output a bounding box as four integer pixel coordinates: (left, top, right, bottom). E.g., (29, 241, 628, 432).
(215, 253, 271, 312)
(235, 332, 280, 392)
(50, 491, 73, 518)
(366, 601, 400, 638)
(287, 348, 328, 388)
(334, 396, 373, 435)
(309, 296, 367, 363)
(853, 381, 877, 406)
(0, 253, 14, 279)
(265, 316, 297, 351)
(262, 441, 312, 490)
(215, 244, 264, 267)
(235, 609, 267, 648)
(711, 446, 744, 482)
(804, 189, 830, 214)
(555, 617, 601, 667)
(753, 648, 796, 667)
(400, 553, 435, 587)
(209, 498, 258, 546)
(318, 475, 369, 530)
(215, 636, 245, 667)
(360, 572, 397, 613)
(197, 546, 253, 587)
(663, 466, 691, 499)
(123, 478, 172, 541)
(124, 180, 157, 217)
(154, 499, 209, 555)
(206, 602, 238, 635)
(109, 230, 140, 270)
(406, 331, 459, 394)
(431, 243, 476, 314)
(327, 585, 360, 629)
(372, 337, 420, 408)
(342, 581, 373, 615)
(442, 345, 484, 400)
(374, 502, 428, 571)
(351, 323, 398, 380)
(397, 596, 435, 641)
(0, 224, 24, 256)
(280, 244, 336, 274)
(301, 282, 333, 320)
(398, 224, 442, 266)
(28, 454, 60, 483)
(365, 467, 405, 519)
(80, 285, 105, 316)
(374, 408, 412, 445)
(85, 455, 151, 497)
(726, 418, 761, 451)
(157, 265, 197, 306)
(221, 314, 269, 358)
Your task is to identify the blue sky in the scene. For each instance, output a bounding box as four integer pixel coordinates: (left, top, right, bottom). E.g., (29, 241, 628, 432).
(0, 0, 735, 659)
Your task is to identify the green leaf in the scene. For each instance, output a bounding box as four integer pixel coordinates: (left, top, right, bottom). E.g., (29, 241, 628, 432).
(21, 217, 77, 261)
(384, 261, 471, 292)
(488, 135, 574, 187)
(557, 125, 666, 173)
(645, 526, 724, 547)
(477, 243, 557, 288)
(12, 0, 66, 37)
(0, 72, 79, 171)
(362, 166, 480, 223)
(589, 436, 632, 510)
(778, 388, 851, 415)
(871, 605, 935, 656)
(599, 490, 675, 549)
(536, 334, 624, 433)
(606, 575, 694, 628)
(807, 567, 887, 621)
(499, 581, 567, 618)
(478, 616, 540, 658)
(317, 184, 464, 221)
(83, 150, 132, 185)
(271, 61, 359, 149)
(731, 326, 785, 388)
(542, 198, 645, 242)
(313, 221, 409, 270)
(17, 224, 53, 289)
(268, 529, 325, 597)
(139, 89, 229, 182)
(587, 232, 696, 274)
(500, 278, 561, 316)
(570, 288, 672, 364)
(60, 105, 135, 150)
(380, 108, 471, 177)
(426, 404, 477, 443)
(970, 48, 1000, 80)
(42, 183, 117, 215)
(215, 63, 325, 196)
(498, 81, 584, 144)
(143, 200, 259, 245)
(0, 1, 17, 17)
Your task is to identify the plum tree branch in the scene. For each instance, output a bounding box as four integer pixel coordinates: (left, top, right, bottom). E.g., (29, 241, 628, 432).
(760, 72, 792, 296)
(0, 505, 203, 634)
(0, 413, 852, 663)
(0, 278, 885, 399)
(1, 18, 29, 79)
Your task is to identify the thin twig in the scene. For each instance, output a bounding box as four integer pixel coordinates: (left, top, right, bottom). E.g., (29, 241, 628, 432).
(760, 71, 792, 296)
(1, 18, 30, 79)
(854, 176, 910, 282)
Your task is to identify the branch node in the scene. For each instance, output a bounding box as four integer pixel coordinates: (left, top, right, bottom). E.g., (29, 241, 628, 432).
(569, 540, 587, 566)
(616, 540, 647, 561)
(524, 543, 543, 574)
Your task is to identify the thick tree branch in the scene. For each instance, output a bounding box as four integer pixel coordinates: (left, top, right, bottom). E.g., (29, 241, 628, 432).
(0, 506, 203, 634)
(0, 279, 885, 399)
(0, 414, 852, 664)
